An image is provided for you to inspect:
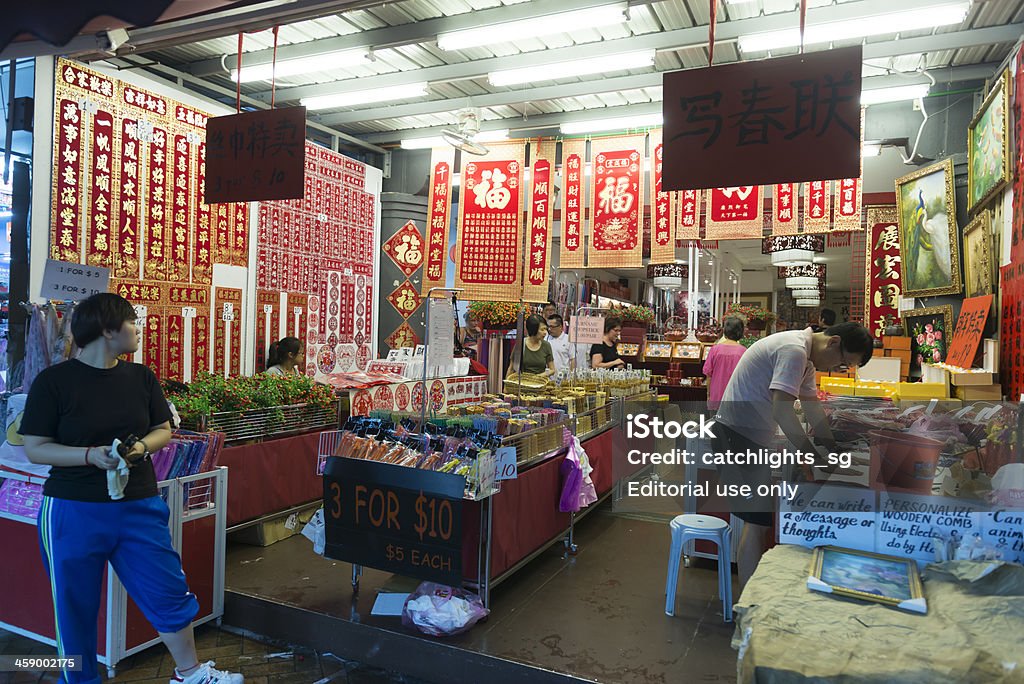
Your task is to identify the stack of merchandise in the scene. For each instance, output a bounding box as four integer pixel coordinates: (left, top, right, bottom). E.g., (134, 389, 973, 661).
(152, 430, 225, 481)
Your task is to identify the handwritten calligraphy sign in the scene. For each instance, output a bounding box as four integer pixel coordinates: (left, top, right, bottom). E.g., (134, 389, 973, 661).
(864, 208, 902, 338)
(772, 183, 797, 235)
(946, 295, 993, 369)
(524, 154, 553, 302)
(559, 141, 586, 268)
(422, 151, 453, 295)
(663, 46, 862, 190)
(205, 106, 306, 203)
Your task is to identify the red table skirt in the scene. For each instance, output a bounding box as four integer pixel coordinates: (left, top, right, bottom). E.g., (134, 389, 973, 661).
(219, 431, 322, 527)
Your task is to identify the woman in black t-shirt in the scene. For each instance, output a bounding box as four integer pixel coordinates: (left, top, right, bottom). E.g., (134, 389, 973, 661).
(590, 316, 626, 369)
(21, 293, 242, 684)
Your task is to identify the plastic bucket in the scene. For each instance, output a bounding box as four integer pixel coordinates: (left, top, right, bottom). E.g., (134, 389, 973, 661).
(869, 429, 944, 493)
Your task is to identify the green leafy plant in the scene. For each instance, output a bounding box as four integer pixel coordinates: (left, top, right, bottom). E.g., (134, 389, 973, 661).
(610, 304, 655, 325)
(164, 372, 336, 422)
(726, 303, 777, 323)
(467, 301, 532, 326)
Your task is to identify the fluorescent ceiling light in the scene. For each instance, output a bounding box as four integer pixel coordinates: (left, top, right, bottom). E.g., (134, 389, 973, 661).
(489, 50, 655, 87)
(400, 129, 509, 150)
(301, 83, 428, 110)
(738, 2, 969, 52)
(231, 50, 369, 83)
(438, 4, 628, 51)
(861, 83, 930, 106)
(560, 112, 662, 134)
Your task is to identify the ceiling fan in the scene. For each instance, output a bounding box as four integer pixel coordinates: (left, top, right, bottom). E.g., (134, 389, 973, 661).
(441, 108, 489, 156)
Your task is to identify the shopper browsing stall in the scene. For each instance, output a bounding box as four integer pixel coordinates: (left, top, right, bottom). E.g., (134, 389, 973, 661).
(508, 314, 556, 377)
(19, 293, 242, 684)
(590, 317, 626, 369)
(546, 314, 574, 372)
(702, 316, 746, 411)
(265, 336, 304, 375)
(713, 322, 874, 588)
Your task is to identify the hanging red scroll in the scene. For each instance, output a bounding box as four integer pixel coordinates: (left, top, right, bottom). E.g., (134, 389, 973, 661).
(588, 135, 644, 268)
(705, 186, 763, 239)
(214, 287, 243, 377)
(86, 108, 114, 267)
(455, 141, 525, 301)
(214, 204, 231, 264)
(675, 189, 702, 241)
(115, 115, 141, 279)
(864, 206, 902, 338)
(52, 98, 85, 263)
(649, 130, 675, 264)
(803, 180, 832, 233)
(255, 289, 280, 373)
(559, 139, 586, 269)
(231, 203, 249, 267)
(169, 133, 192, 281)
(772, 183, 798, 235)
(422, 147, 454, 296)
(193, 137, 212, 283)
(834, 178, 863, 231)
(523, 141, 555, 302)
(144, 125, 170, 281)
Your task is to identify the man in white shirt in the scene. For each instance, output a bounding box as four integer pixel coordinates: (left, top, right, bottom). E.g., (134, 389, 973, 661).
(713, 322, 874, 587)
(545, 314, 574, 373)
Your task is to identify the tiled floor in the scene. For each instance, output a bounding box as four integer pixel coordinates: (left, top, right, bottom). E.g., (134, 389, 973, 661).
(0, 624, 416, 684)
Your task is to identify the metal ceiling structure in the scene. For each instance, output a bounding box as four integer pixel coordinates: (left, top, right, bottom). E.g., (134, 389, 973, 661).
(18, 0, 1024, 147)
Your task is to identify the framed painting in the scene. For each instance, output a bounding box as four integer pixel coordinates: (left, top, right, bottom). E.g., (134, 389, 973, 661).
(904, 304, 953, 374)
(896, 159, 961, 298)
(646, 341, 672, 359)
(968, 69, 1012, 214)
(963, 211, 994, 298)
(808, 546, 926, 614)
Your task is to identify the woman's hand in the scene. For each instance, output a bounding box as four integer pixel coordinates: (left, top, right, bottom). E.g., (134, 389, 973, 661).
(87, 446, 122, 470)
(123, 440, 148, 466)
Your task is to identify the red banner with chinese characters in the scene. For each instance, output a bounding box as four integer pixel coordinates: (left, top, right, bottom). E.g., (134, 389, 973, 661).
(287, 293, 308, 342)
(559, 139, 586, 269)
(524, 141, 555, 302)
(422, 148, 454, 296)
(649, 131, 675, 264)
(455, 142, 525, 301)
(85, 108, 114, 267)
(386, 281, 422, 319)
(214, 204, 231, 265)
(166, 313, 184, 381)
(864, 206, 902, 338)
(145, 313, 162, 375)
(193, 140, 212, 283)
(772, 183, 798, 235)
(194, 312, 209, 378)
(383, 220, 424, 278)
(255, 289, 280, 373)
(231, 203, 248, 267)
(675, 189, 701, 241)
(169, 133, 192, 281)
(803, 180, 832, 232)
(834, 177, 862, 231)
(705, 186, 763, 239)
(144, 126, 169, 281)
(52, 98, 84, 262)
(589, 135, 643, 268)
(946, 295, 993, 369)
(115, 116, 141, 279)
(214, 287, 243, 377)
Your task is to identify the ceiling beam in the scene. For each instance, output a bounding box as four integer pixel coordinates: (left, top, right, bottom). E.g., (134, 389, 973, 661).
(253, 0, 980, 102)
(315, 63, 997, 127)
(188, 0, 636, 77)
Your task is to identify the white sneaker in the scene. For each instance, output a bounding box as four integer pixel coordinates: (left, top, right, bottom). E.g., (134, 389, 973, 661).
(171, 661, 244, 684)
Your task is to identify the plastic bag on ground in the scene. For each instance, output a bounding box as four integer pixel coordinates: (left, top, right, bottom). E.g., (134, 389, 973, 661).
(301, 507, 326, 555)
(401, 582, 489, 636)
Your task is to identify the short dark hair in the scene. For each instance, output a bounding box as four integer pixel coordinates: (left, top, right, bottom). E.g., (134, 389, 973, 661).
(71, 292, 136, 347)
(820, 308, 837, 326)
(525, 314, 546, 337)
(547, 314, 564, 327)
(722, 316, 744, 341)
(825, 322, 874, 366)
(604, 317, 622, 334)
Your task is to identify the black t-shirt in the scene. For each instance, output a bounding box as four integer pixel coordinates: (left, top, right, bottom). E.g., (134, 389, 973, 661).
(19, 359, 173, 502)
(589, 342, 621, 366)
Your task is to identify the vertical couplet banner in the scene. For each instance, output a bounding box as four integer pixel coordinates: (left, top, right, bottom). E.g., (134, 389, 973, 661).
(558, 139, 586, 269)
(864, 206, 902, 338)
(422, 147, 454, 296)
(523, 141, 555, 302)
(169, 133, 192, 281)
(649, 130, 675, 264)
(588, 134, 644, 268)
(803, 180, 832, 233)
(675, 189, 701, 241)
(51, 99, 84, 262)
(705, 186, 763, 239)
(455, 141, 525, 301)
(772, 183, 798, 235)
(86, 108, 115, 268)
(834, 177, 863, 231)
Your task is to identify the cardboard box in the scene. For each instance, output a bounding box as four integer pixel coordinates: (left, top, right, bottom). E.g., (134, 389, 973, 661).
(883, 336, 912, 350)
(950, 371, 998, 386)
(858, 357, 901, 383)
(899, 382, 950, 399)
(955, 384, 1002, 401)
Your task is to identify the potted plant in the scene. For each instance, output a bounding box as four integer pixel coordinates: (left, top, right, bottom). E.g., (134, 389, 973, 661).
(726, 303, 776, 331)
(466, 301, 532, 331)
(695, 320, 722, 344)
(618, 304, 655, 328)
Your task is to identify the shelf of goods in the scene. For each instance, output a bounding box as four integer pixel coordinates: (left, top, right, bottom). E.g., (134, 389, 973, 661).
(341, 376, 490, 418)
(0, 468, 227, 675)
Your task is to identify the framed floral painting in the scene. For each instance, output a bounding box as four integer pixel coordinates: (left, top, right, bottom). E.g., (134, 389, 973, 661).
(904, 305, 953, 375)
(896, 158, 961, 298)
(963, 211, 994, 297)
(968, 69, 1011, 214)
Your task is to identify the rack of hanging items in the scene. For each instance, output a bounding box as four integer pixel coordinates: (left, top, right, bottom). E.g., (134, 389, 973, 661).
(17, 300, 77, 395)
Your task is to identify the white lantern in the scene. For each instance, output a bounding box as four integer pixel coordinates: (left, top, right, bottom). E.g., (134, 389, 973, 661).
(795, 296, 821, 307)
(770, 249, 815, 266)
(786, 276, 820, 288)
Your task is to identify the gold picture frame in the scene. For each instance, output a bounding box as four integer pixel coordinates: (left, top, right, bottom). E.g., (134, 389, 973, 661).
(809, 546, 926, 613)
(896, 158, 961, 298)
(963, 211, 994, 297)
(646, 341, 673, 359)
(904, 304, 954, 374)
(674, 342, 701, 360)
(968, 69, 1012, 214)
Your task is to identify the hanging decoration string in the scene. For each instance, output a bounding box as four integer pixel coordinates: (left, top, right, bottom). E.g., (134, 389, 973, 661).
(708, 0, 718, 65)
(799, 0, 808, 55)
(270, 25, 280, 108)
(235, 32, 243, 113)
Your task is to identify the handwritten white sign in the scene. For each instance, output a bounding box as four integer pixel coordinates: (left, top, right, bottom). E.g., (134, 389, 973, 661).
(569, 315, 605, 345)
(40, 259, 110, 302)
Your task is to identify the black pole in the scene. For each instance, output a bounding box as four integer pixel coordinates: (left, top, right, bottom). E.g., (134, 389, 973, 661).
(8, 160, 29, 387)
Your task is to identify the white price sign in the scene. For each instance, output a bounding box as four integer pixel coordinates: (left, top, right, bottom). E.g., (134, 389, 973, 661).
(181, 307, 197, 318)
(40, 259, 110, 302)
(263, 304, 274, 314)
(294, 306, 303, 316)
(495, 447, 518, 481)
(222, 303, 235, 322)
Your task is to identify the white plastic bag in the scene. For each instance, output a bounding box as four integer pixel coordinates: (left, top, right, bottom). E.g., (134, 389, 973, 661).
(401, 582, 489, 636)
(301, 507, 326, 555)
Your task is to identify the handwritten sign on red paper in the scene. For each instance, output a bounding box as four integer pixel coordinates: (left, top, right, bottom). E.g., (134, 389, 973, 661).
(946, 295, 993, 369)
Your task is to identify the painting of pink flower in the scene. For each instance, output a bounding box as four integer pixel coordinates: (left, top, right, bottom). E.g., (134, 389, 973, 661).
(926, 332, 935, 345)
(932, 349, 942, 362)
(934, 331, 942, 340)
(917, 334, 926, 345)
(925, 324, 934, 333)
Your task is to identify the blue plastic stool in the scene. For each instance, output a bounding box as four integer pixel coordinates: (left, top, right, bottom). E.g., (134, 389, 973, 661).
(664, 514, 733, 622)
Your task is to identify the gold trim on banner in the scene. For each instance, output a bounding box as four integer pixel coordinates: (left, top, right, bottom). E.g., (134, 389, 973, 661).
(803, 180, 833, 233)
(648, 129, 675, 264)
(455, 141, 526, 302)
(833, 178, 864, 232)
(422, 147, 455, 297)
(587, 134, 645, 268)
(675, 189, 702, 241)
(523, 140, 556, 303)
(771, 183, 799, 235)
(559, 139, 586, 269)
(864, 205, 899, 327)
(705, 186, 764, 239)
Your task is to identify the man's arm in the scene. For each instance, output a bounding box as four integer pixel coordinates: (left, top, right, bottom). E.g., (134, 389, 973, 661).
(800, 397, 838, 452)
(770, 390, 820, 456)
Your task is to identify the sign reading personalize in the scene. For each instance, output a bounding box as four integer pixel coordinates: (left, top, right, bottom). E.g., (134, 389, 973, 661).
(663, 46, 862, 190)
(772, 183, 798, 235)
(40, 259, 110, 301)
(705, 186, 763, 239)
(946, 295, 994, 369)
(649, 132, 675, 264)
(323, 457, 463, 584)
(205, 106, 306, 203)
(422, 149, 454, 295)
(864, 207, 902, 338)
(524, 145, 554, 302)
(570, 315, 606, 345)
(589, 136, 643, 267)
(559, 140, 586, 268)
(803, 180, 832, 233)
